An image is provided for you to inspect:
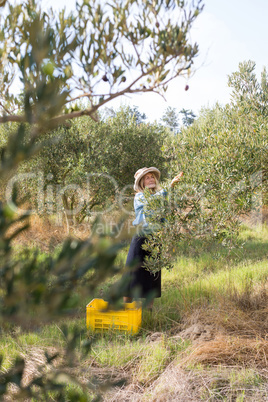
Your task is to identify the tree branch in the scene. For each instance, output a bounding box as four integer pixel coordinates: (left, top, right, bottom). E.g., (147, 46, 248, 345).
(0, 102, 13, 115)
(0, 114, 25, 123)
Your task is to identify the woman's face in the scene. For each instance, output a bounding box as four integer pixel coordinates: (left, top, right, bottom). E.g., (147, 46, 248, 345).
(143, 173, 156, 189)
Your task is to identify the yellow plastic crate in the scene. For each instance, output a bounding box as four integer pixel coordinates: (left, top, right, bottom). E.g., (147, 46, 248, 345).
(86, 298, 142, 334)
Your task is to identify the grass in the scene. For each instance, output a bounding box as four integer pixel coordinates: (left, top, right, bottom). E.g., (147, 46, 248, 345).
(2, 223, 268, 400)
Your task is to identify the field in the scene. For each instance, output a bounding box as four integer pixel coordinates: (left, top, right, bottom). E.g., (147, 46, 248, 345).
(2, 220, 268, 401)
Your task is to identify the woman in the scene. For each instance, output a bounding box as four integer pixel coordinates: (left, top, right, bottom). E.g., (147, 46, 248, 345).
(123, 167, 183, 310)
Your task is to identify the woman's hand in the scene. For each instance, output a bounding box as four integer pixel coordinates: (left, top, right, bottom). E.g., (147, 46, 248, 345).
(171, 172, 183, 187)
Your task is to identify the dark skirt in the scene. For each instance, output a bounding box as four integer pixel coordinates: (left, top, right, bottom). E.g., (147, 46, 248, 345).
(124, 236, 161, 299)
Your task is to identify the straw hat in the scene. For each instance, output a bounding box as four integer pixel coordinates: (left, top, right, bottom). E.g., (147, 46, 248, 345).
(133, 167, 161, 192)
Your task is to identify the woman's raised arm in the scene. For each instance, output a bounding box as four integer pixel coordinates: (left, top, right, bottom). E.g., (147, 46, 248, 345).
(171, 172, 183, 188)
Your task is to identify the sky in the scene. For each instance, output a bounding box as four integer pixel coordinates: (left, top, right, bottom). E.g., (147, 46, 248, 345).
(7, 0, 268, 122)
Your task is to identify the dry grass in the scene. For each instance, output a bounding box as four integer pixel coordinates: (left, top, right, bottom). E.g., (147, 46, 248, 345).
(102, 359, 268, 401)
(184, 336, 268, 368)
(21, 346, 62, 387)
(9, 214, 65, 251)
(239, 205, 268, 227)
(180, 282, 268, 340)
(2, 346, 62, 401)
(12, 212, 132, 251)
(103, 364, 200, 402)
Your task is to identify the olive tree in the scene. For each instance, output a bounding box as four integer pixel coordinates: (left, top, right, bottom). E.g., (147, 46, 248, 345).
(24, 106, 168, 229)
(161, 106, 180, 132)
(227, 60, 268, 205)
(0, 0, 203, 128)
(155, 62, 268, 272)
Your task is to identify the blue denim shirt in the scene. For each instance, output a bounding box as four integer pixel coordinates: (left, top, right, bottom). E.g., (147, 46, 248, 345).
(132, 189, 167, 228)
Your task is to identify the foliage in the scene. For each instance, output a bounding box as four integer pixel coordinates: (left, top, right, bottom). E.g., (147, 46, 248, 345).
(127, 105, 147, 125)
(161, 106, 180, 132)
(143, 61, 267, 273)
(102, 105, 147, 124)
(0, 0, 203, 126)
(0, 201, 127, 399)
(179, 107, 196, 126)
(227, 60, 268, 204)
(228, 60, 268, 117)
(8, 106, 168, 228)
(161, 106, 196, 133)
